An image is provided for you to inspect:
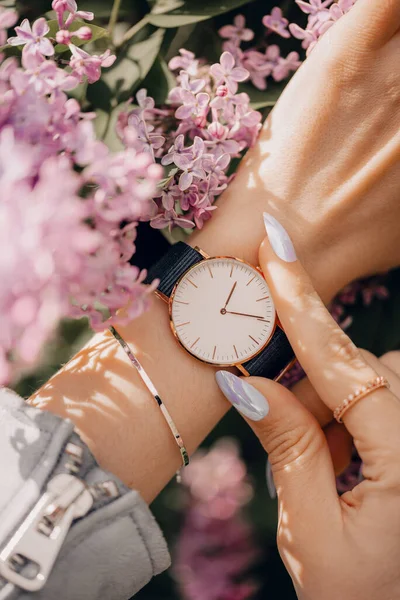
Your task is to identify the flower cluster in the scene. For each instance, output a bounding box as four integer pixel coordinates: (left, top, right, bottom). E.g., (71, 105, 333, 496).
(0, 5, 162, 383)
(118, 49, 263, 230)
(290, 0, 358, 54)
(174, 439, 259, 600)
(221, 13, 301, 91)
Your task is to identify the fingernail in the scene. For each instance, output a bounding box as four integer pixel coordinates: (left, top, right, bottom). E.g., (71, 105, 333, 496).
(266, 459, 277, 499)
(216, 371, 269, 421)
(263, 213, 297, 263)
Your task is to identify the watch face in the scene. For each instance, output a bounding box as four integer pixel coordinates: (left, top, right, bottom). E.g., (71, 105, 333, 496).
(170, 257, 276, 366)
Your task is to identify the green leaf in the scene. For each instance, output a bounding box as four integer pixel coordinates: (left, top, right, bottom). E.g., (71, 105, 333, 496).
(46, 20, 109, 52)
(148, 0, 256, 28)
(239, 80, 287, 110)
(102, 28, 165, 100)
(94, 104, 126, 152)
(150, 0, 185, 15)
(140, 55, 176, 105)
(86, 78, 113, 112)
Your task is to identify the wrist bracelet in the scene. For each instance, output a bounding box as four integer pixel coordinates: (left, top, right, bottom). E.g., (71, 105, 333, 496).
(109, 326, 189, 478)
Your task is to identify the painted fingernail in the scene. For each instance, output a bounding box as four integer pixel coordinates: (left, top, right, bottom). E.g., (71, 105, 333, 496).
(263, 213, 297, 263)
(266, 459, 277, 499)
(216, 371, 269, 421)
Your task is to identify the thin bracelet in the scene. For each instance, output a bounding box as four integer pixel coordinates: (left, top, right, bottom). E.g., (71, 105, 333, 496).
(109, 326, 189, 478)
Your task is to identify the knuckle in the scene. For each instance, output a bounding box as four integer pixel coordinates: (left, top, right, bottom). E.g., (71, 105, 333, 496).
(266, 422, 325, 472)
(323, 328, 364, 367)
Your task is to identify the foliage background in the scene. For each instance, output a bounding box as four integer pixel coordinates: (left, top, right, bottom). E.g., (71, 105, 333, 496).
(8, 0, 400, 598)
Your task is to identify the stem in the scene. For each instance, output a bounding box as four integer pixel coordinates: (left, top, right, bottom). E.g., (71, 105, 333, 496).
(108, 0, 123, 39)
(117, 15, 149, 48)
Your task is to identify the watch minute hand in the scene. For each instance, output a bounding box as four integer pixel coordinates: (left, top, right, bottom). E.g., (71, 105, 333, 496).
(225, 310, 267, 320)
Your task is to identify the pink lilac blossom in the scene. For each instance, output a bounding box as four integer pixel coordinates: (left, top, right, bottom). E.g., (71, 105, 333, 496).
(219, 14, 255, 45)
(117, 50, 262, 230)
(290, 0, 358, 54)
(8, 18, 55, 57)
(174, 439, 259, 600)
(0, 6, 160, 384)
(263, 7, 290, 38)
(0, 7, 18, 59)
(218, 14, 300, 92)
(69, 45, 116, 84)
(52, 0, 94, 29)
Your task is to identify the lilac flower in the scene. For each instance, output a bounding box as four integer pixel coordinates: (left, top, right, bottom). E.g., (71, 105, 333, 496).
(179, 161, 207, 192)
(8, 18, 55, 57)
(175, 90, 210, 123)
(0, 15, 162, 383)
(173, 440, 258, 600)
(56, 26, 92, 45)
(69, 45, 116, 84)
(162, 135, 205, 170)
(0, 7, 18, 48)
(168, 49, 199, 77)
(151, 209, 194, 231)
(11, 51, 78, 95)
(296, 0, 333, 16)
(210, 52, 249, 95)
(219, 15, 254, 45)
(202, 153, 230, 186)
(241, 50, 273, 90)
(289, 23, 320, 53)
(169, 72, 206, 104)
(52, 0, 94, 29)
(291, 0, 357, 54)
(136, 87, 155, 112)
(263, 7, 290, 38)
(272, 51, 301, 82)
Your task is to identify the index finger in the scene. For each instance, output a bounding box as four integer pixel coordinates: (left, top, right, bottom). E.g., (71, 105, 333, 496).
(260, 213, 400, 476)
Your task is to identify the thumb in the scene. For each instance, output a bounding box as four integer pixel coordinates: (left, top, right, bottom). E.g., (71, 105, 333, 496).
(216, 371, 341, 533)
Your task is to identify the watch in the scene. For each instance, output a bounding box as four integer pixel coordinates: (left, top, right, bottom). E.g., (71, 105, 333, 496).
(146, 242, 295, 380)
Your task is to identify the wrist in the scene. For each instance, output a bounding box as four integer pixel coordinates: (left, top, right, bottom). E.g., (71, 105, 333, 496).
(190, 175, 349, 305)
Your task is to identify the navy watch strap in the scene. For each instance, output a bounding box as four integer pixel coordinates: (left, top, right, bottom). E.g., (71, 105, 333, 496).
(146, 242, 294, 380)
(243, 326, 294, 380)
(145, 242, 203, 298)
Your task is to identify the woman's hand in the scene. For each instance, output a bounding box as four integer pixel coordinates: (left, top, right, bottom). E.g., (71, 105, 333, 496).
(197, 0, 400, 302)
(216, 215, 400, 600)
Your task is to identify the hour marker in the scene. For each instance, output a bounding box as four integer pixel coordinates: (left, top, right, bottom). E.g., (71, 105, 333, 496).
(176, 322, 190, 327)
(233, 345, 239, 359)
(175, 300, 189, 305)
(212, 346, 217, 360)
(230, 264, 234, 277)
(191, 337, 200, 348)
(249, 335, 259, 345)
(246, 276, 256, 286)
(188, 278, 198, 288)
(207, 265, 213, 278)
(256, 296, 269, 302)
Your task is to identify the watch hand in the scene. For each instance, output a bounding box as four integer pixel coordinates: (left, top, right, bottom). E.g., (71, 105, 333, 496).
(223, 281, 237, 309)
(225, 310, 267, 320)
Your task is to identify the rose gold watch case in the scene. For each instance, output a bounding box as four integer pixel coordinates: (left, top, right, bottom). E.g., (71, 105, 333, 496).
(158, 249, 279, 372)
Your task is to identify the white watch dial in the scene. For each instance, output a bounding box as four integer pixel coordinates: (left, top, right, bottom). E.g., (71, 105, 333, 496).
(170, 257, 276, 366)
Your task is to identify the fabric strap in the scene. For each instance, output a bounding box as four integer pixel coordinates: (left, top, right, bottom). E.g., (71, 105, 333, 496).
(146, 242, 294, 380)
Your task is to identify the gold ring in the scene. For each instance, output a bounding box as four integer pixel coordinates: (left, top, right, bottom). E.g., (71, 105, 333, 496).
(333, 376, 390, 423)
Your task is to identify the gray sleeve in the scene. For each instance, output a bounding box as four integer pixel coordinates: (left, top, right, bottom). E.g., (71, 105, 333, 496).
(0, 388, 170, 600)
